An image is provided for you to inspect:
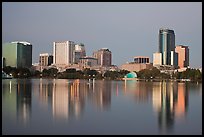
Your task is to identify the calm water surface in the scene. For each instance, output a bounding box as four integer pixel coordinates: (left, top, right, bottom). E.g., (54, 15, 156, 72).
(2, 79, 202, 135)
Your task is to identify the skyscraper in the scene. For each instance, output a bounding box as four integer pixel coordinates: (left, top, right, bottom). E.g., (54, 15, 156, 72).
(159, 28, 175, 66)
(2, 41, 32, 68)
(53, 41, 75, 66)
(175, 45, 189, 68)
(39, 53, 53, 66)
(73, 43, 86, 64)
(153, 52, 162, 66)
(93, 48, 112, 66)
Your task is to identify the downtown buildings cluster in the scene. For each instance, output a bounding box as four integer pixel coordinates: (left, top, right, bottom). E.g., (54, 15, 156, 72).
(2, 40, 114, 73)
(2, 28, 194, 74)
(121, 28, 190, 73)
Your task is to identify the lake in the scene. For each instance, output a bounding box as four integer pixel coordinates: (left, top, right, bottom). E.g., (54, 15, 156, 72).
(2, 79, 202, 135)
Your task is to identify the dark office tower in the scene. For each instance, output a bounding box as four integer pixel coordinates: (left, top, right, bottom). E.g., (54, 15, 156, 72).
(159, 28, 175, 66)
(3, 41, 32, 68)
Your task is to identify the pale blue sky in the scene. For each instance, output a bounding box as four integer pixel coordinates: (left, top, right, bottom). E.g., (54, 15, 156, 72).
(2, 2, 202, 68)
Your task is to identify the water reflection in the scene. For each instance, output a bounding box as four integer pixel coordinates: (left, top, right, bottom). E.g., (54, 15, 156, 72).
(52, 79, 69, 120)
(152, 81, 189, 133)
(2, 79, 201, 135)
(124, 80, 190, 133)
(68, 79, 86, 119)
(16, 79, 32, 126)
(2, 79, 32, 126)
(37, 79, 111, 121)
(47, 80, 190, 126)
(88, 80, 111, 111)
(2, 80, 17, 124)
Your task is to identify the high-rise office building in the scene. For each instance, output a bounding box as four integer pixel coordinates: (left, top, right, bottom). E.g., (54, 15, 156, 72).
(153, 52, 162, 66)
(175, 45, 189, 68)
(2, 41, 32, 68)
(73, 43, 86, 64)
(39, 53, 53, 66)
(93, 48, 112, 66)
(159, 28, 175, 66)
(53, 41, 75, 66)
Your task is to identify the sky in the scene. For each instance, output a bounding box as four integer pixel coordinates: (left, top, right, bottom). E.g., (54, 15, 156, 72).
(2, 2, 202, 68)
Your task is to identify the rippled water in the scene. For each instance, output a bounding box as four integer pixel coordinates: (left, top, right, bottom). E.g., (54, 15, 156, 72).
(2, 79, 202, 135)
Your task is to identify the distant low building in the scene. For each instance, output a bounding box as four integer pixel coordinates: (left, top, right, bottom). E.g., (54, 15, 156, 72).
(120, 63, 153, 72)
(125, 72, 137, 78)
(79, 56, 98, 69)
(134, 56, 150, 64)
(120, 56, 153, 72)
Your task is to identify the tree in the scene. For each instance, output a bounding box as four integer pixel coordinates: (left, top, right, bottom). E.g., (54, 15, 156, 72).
(3, 66, 13, 74)
(48, 68, 58, 77)
(42, 69, 49, 77)
(66, 68, 76, 73)
(151, 67, 160, 78)
(104, 71, 119, 80)
(33, 70, 41, 77)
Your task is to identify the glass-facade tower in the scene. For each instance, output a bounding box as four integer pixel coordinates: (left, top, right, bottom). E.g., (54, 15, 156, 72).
(2, 41, 32, 68)
(159, 28, 175, 66)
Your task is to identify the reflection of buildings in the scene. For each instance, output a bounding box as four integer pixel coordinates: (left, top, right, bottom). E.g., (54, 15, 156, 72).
(152, 81, 189, 133)
(51, 79, 87, 121)
(175, 83, 188, 118)
(36, 79, 88, 121)
(2, 80, 17, 123)
(124, 81, 153, 103)
(68, 79, 86, 119)
(16, 79, 32, 125)
(39, 79, 53, 109)
(52, 80, 69, 120)
(88, 80, 112, 111)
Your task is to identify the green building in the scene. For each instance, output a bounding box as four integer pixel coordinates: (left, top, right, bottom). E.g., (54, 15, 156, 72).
(2, 41, 32, 68)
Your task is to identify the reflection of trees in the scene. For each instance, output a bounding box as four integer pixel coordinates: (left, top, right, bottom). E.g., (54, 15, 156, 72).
(152, 81, 189, 134)
(16, 79, 32, 125)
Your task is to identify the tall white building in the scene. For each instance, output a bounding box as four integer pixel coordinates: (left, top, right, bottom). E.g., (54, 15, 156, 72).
(53, 41, 75, 66)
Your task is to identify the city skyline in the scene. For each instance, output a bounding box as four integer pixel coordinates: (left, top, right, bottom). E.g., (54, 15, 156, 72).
(2, 2, 202, 68)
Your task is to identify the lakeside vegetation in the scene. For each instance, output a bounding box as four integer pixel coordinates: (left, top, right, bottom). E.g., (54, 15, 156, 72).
(2, 66, 202, 82)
